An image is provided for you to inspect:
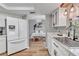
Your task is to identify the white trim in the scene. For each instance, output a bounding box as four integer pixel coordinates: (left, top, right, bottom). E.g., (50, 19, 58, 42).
(0, 3, 35, 10)
(0, 3, 8, 9)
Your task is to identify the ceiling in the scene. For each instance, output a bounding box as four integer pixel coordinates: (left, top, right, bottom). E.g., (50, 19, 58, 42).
(0, 3, 60, 16)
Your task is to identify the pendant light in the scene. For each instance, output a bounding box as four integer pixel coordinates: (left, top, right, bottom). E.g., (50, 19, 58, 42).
(64, 9, 68, 16)
(70, 4, 75, 12)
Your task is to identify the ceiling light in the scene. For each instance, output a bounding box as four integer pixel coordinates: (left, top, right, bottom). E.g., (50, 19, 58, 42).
(7, 7, 35, 10)
(64, 9, 68, 16)
(70, 4, 75, 12)
(36, 19, 42, 23)
(30, 11, 35, 14)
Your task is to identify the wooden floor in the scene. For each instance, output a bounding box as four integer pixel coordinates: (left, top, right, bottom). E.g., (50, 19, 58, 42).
(0, 39, 49, 56)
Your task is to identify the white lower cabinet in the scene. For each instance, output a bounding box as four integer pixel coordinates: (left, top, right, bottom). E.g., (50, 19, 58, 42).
(59, 46, 70, 56)
(53, 49, 63, 56)
(69, 53, 75, 56)
(47, 34, 74, 56)
(47, 35, 52, 55)
(51, 46, 54, 56)
(51, 42, 65, 56)
(0, 15, 6, 27)
(0, 36, 6, 54)
(53, 40, 70, 56)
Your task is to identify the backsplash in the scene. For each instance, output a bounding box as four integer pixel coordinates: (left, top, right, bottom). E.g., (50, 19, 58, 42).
(47, 26, 68, 35)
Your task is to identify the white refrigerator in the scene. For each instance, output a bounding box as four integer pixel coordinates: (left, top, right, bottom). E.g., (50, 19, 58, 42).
(6, 17, 29, 55)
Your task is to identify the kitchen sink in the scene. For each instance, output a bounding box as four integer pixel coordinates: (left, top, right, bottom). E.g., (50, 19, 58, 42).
(54, 37, 79, 47)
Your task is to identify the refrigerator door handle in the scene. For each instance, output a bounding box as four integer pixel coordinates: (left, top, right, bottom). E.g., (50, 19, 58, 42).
(10, 40, 25, 44)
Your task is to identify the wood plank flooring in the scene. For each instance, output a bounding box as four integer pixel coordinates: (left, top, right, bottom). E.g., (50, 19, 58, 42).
(0, 39, 49, 56)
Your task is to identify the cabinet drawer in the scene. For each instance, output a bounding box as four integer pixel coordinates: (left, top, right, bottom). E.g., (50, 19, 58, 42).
(59, 46, 70, 56)
(52, 46, 64, 56)
(52, 41, 69, 56)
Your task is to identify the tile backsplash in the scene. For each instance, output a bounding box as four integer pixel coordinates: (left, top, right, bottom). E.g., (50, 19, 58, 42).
(47, 26, 68, 36)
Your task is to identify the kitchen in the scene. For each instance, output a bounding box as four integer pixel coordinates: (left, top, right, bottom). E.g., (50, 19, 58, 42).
(0, 3, 79, 56)
(47, 3, 79, 56)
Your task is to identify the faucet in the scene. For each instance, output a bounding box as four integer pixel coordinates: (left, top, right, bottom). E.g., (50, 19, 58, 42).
(73, 28, 76, 41)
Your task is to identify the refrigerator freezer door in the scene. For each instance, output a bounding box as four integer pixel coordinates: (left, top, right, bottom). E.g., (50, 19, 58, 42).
(7, 39, 26, 55)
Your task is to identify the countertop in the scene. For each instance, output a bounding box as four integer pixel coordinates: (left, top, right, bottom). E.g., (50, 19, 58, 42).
(47, 32, 79, 56)
(54, 37, 79, 47)
(0, 35, 6, 38)
(54, 37, 79, 56)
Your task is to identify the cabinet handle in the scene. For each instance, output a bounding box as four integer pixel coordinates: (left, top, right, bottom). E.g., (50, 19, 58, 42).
(53, 43, 59, 48)
(54, 50, 57, 56)
(10, 40, 25, 44)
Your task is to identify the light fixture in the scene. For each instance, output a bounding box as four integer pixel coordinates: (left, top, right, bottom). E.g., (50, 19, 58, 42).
(70, 4, 75, 12)
(64, 9, 68, 16)
(36, 19, 42, 23)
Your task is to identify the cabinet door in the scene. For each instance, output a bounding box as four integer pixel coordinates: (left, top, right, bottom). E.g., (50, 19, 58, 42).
(46, 34, 50, 53)
(46, 34, 49, 48)
(51, 42, 56, 56)
(52, 8, 59, 27)
(47, 38, 52, 55)
(55, 11, 58, 25)
(69, 53, 75, 56)
(53, 48, 65, 56)
(59, 46, 70, 56)
(59, 8, 66, 26)
(52, 41, 65, 56)
(53, 49, 63, 56)
(52, 14, 55, 27)
(53, 8, 59, 26)
(54, 39, 70, 56)
(0, 16, 5, 27)
(52, 8, 67, 27)
(0, 37, 6, 54)
(46, 34, 53, 55)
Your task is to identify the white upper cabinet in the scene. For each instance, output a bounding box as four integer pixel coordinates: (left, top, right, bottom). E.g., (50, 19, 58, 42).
(0, 15, 6, 27)
(52, 8, 67, 27)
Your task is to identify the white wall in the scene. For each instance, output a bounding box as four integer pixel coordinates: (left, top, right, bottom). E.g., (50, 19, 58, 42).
(26, 14, 46, 38)
(27, 14, 46, 20)
(29, 20, 37, 37)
